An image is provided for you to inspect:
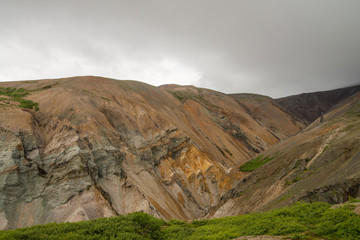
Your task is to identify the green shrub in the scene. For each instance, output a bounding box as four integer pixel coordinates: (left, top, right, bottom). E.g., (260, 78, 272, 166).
(15, 98, 39, 110)
(336, 218, 360, 239)
(1, 202, 360, 239)
(348, 197, 360, 203)
(0, 87, 39, 110)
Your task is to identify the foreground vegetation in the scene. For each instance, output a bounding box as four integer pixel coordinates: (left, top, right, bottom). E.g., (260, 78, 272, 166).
(0, 87, 39, 110)
(1, 202, 360, 239)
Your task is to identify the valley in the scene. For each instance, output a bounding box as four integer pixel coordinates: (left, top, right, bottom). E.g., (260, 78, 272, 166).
(0, 76, 359, 236)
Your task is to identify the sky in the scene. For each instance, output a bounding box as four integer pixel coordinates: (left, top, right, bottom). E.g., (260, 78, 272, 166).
(1, 0, 360, 98)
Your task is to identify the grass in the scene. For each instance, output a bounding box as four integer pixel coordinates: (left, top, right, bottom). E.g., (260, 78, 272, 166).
(0, 87, 39, 110)
(1, 202, 360, 239)
(167, 90, 219, 109)
(239, 155, 276, 172)
(82, 89, 94, 95)
(101, 96, 111, 102)
(216, 145, 228, 158)
(224, 148, 233, 157)
(0, 212, 164, 240)
(83, 89, 111, 102)
(348, 197, 360, 203)
(323, 145, 329, 153)
(168, 90, 193, 103)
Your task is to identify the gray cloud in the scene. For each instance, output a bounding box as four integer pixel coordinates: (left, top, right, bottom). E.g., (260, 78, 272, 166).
(0, 0, 359, 97)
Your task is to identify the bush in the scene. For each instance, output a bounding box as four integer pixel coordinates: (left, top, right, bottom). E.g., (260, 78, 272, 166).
(0, 87, 39, 110)
(1, 202, 360, 239)
(335, 218, 360, 239)
(14, 98, 39, 110)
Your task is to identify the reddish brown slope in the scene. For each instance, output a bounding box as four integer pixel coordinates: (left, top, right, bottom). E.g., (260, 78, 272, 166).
(230, 93, 305, 140)
(214, 91, 360, 217)
(0, 76, 302, 229)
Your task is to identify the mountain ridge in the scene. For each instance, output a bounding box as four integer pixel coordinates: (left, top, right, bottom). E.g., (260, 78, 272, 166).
(274, 84, 360, 124)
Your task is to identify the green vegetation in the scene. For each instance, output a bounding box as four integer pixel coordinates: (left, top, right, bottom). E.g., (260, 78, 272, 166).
(323, 145, 329, 152)
(1, 202, 360, 239)
(17, 98, 39, 110)
(284, 159, 309, 187)
(0, 212, 165, 240)
(168, 90, 193, 103)
(216, 145, 227, 158)
(0, 87, 39, 110)
(82, 89, 94, 95)
(239, 155, 276, 172)
(224, 148, 233, 157)
(0, 87, 29, 98)
(101, 96, 111, 102)
(83, 89, 111, 102)
(167, 90, 219, 109)
(348, 197, 360, 203)
(216, 147, 233, 158)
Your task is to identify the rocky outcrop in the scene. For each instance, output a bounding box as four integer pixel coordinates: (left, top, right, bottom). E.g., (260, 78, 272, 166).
(297, 178, 360, 204)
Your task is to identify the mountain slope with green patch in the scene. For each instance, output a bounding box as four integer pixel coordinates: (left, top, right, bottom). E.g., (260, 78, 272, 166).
(214, 91, 360, 218)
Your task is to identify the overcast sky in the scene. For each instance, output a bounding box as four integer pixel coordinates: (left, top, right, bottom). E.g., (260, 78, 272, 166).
(1, 0, 360, 97)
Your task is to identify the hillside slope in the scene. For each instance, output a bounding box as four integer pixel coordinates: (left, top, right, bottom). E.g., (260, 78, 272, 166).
(230, 93, 304, 140)
(0, 76, 302, 229)
(214, 91, 360, 217)
(275, 85, 360, 124)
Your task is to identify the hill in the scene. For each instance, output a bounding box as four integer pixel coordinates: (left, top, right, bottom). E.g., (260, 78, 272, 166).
(274, 85, 360, 124)
(213, 90, 360, 217)
(0, 76, 359, 232)
(0, 76, 302, 229)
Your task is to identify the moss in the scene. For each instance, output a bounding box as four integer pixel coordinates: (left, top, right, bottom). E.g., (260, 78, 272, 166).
(275, 193, 293, 205)
(0, 87, 39, 110)
(224, 148, 233, 157)
(291, 175, 302, 183)
(323, 145, 329, 152)
(168, 90, 195, 103)
(101, 96, 111, 102)
(216, 145, 227, 158)
(239, 155, 276, 172)
(167, 90, 219, 109)
(15, 98, 39, 110)
(82, 89, 94, 95)
(285, 180, 291, 187)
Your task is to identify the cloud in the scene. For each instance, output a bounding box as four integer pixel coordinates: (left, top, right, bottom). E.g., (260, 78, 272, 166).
(0, 0, 359, 97)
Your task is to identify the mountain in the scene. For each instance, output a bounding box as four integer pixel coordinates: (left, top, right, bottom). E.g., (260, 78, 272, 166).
(0, 76, 303, 229)
(213, 90, 360, 217)
(0, 76, 359, 230)
(274, 85, 360, 124)
(230, 93, 304, 140)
